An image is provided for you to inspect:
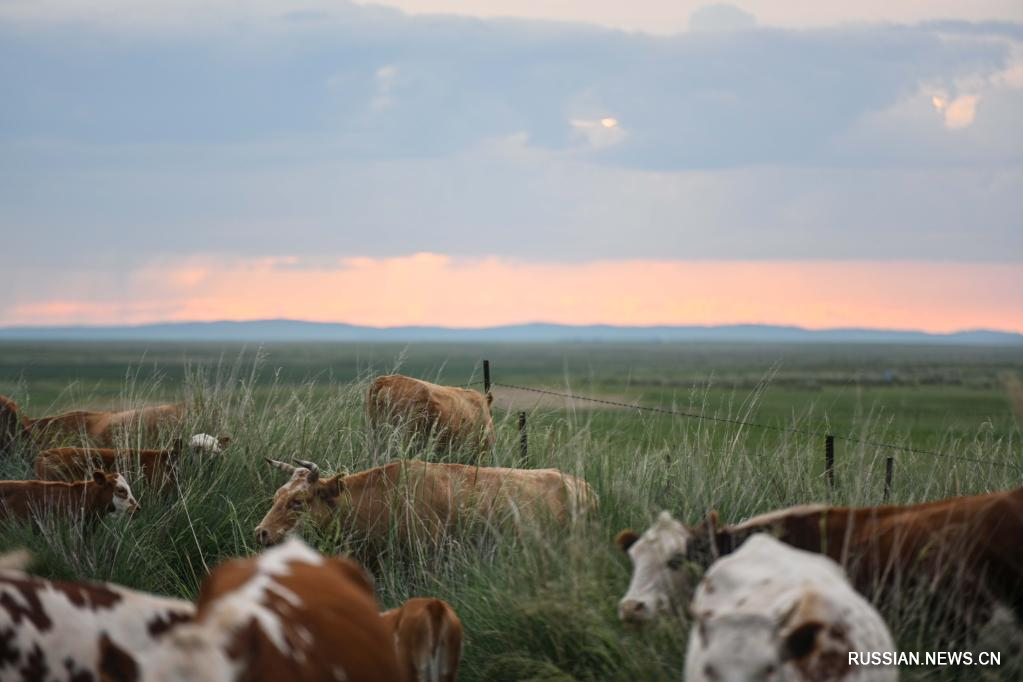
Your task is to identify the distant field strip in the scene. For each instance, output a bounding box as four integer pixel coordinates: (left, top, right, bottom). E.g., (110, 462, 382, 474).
(491, 381, 1022, 471)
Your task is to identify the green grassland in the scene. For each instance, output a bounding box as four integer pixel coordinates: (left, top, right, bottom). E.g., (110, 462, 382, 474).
(0, 341, 1021, 680)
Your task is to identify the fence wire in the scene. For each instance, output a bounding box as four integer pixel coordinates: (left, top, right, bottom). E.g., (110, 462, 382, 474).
(485, 380, 1021, 471)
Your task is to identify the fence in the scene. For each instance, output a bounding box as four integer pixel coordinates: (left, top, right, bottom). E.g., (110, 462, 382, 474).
(480, 360, 1020, 501)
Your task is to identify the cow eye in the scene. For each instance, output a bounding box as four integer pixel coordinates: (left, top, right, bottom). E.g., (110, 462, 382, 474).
(288, 499, 304, 510)
(666, 552, 686, 571)
(703, 664, 718, 680)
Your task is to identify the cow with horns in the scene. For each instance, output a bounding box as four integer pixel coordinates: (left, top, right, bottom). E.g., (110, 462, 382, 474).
(255, 458, 595, 547)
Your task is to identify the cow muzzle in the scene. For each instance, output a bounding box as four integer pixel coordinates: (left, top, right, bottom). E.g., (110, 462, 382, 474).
(255, 527, 279, 547)
(618, 598, 654, 625)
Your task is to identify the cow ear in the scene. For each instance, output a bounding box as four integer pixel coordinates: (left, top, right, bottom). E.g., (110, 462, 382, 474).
(615, 529, 640, 553)
(780, 621, 823, 661)
(319, 475, 344, 499)
(706, 510, 719, 531)
(93, 470, 106, 485)
(98, 633, 138, 682)
(217, 436, 231, 449)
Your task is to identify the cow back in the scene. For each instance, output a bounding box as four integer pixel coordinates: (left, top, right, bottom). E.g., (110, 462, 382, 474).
(106, 539, 404, 681)
(34, 447, 172, 485)
(0, 568, 194, 682)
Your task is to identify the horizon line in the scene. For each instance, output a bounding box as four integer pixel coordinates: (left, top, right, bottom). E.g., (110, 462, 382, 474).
(1, 318, 1020, 337)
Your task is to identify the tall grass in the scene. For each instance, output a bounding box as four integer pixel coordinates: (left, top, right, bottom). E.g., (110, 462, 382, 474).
(1, 352, 1020, 681)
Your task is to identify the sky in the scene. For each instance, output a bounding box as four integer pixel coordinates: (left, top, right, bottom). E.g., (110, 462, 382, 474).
(1, 1, 1021, 332)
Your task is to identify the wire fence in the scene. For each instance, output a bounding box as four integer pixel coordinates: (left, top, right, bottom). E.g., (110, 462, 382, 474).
(476, 366, 1021, 474)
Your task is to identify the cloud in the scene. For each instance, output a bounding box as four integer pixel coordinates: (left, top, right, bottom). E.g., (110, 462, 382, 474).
(932, 93, 980, 128)
(689, 4, 757, 32)
(0, 6, 1021, 270)
(0, 10, 1017, 167)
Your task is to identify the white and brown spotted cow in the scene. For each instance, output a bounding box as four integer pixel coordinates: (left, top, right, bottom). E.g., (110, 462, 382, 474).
(618, 486, 1023, 626)
(98, 538, 402, 682)
(368, 375, 495, 456)
(0, 557, 194, 682)
(684, 534, 897, 682)
(255, 459, 595, 548)
(382, 597, 463, 682)
(0, 471, 140, 522)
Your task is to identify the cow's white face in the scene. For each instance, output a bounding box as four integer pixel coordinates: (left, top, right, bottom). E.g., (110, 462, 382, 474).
(617, 511, 693, 623)
(189, 433, 229, 456)
(111, 474, 140, 515)
(688, 612, 784, 682)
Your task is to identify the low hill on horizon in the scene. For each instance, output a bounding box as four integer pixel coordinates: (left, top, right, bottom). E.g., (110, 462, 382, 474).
(0, 320, 1020, 345)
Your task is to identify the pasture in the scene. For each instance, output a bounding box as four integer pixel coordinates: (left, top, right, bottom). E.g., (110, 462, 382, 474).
(1, 341, 1021, 681)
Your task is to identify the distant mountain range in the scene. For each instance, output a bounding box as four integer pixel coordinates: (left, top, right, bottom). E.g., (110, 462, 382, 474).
(0, 320, 1020, 345)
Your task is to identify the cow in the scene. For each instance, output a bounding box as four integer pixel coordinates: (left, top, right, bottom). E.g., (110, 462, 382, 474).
(0, 555, 195, 682)
(0, 471, 140, 521)
(0, 395, 30, 458)
(28, 402, 188, 448)
(33, 433, 230, 486)
(684, 534, 897, 682)
(381, 597, 463, 682)
(368, 375, 495, 457)
(255, 459, 595, 548)
(97, 538, 404, 682)
(617, 486, 1023, 627)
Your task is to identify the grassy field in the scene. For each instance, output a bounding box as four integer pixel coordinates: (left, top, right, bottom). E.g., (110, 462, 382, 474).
(1, 341, 1021, 680)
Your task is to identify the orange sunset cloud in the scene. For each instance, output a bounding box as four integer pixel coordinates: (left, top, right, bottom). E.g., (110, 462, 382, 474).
(6, 254, 1021, 333)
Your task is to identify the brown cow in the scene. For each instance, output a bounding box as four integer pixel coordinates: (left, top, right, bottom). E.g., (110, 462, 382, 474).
(98, 538, 404, 682)
(368, 375, 495, 456)
(0, 395, 30, 458)
(382, 597, 463, 682)
(1, 556, 195, 682)
(0, 470, 140, 521)
(255, 459, 594, 548)
(34, 433, 230, 486)
(29, 402, 188, 448)
(617, 486, 1023, 626)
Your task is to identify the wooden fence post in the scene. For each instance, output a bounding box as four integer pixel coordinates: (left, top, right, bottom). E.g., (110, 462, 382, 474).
(825, 435, 835, 490)
(483, 360, 491, 394)
(518, 411, 528, 460)
(884, 457, 894, 502)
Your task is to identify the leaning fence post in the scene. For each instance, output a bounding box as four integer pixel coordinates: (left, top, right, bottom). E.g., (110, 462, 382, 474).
(825, 435, 835, 490)
(884, 457, 894, 502)
(483, 360, 491, 394)
(518, 411, 528, 460)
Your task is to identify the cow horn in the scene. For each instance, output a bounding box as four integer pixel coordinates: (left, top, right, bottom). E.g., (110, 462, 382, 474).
(293, 458, 320, 483)
(265, 458, 297, 474)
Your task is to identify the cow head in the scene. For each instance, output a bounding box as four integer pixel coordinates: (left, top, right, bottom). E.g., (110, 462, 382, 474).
(0, 395, 30, 458)
(188, 433, 231, 456)
(689, 598, 822, 682)
(93, 471, 141, 516)
(616, 510, 703, 624)
(255, 459, 344, 547)
(690, 611, 784, 682)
